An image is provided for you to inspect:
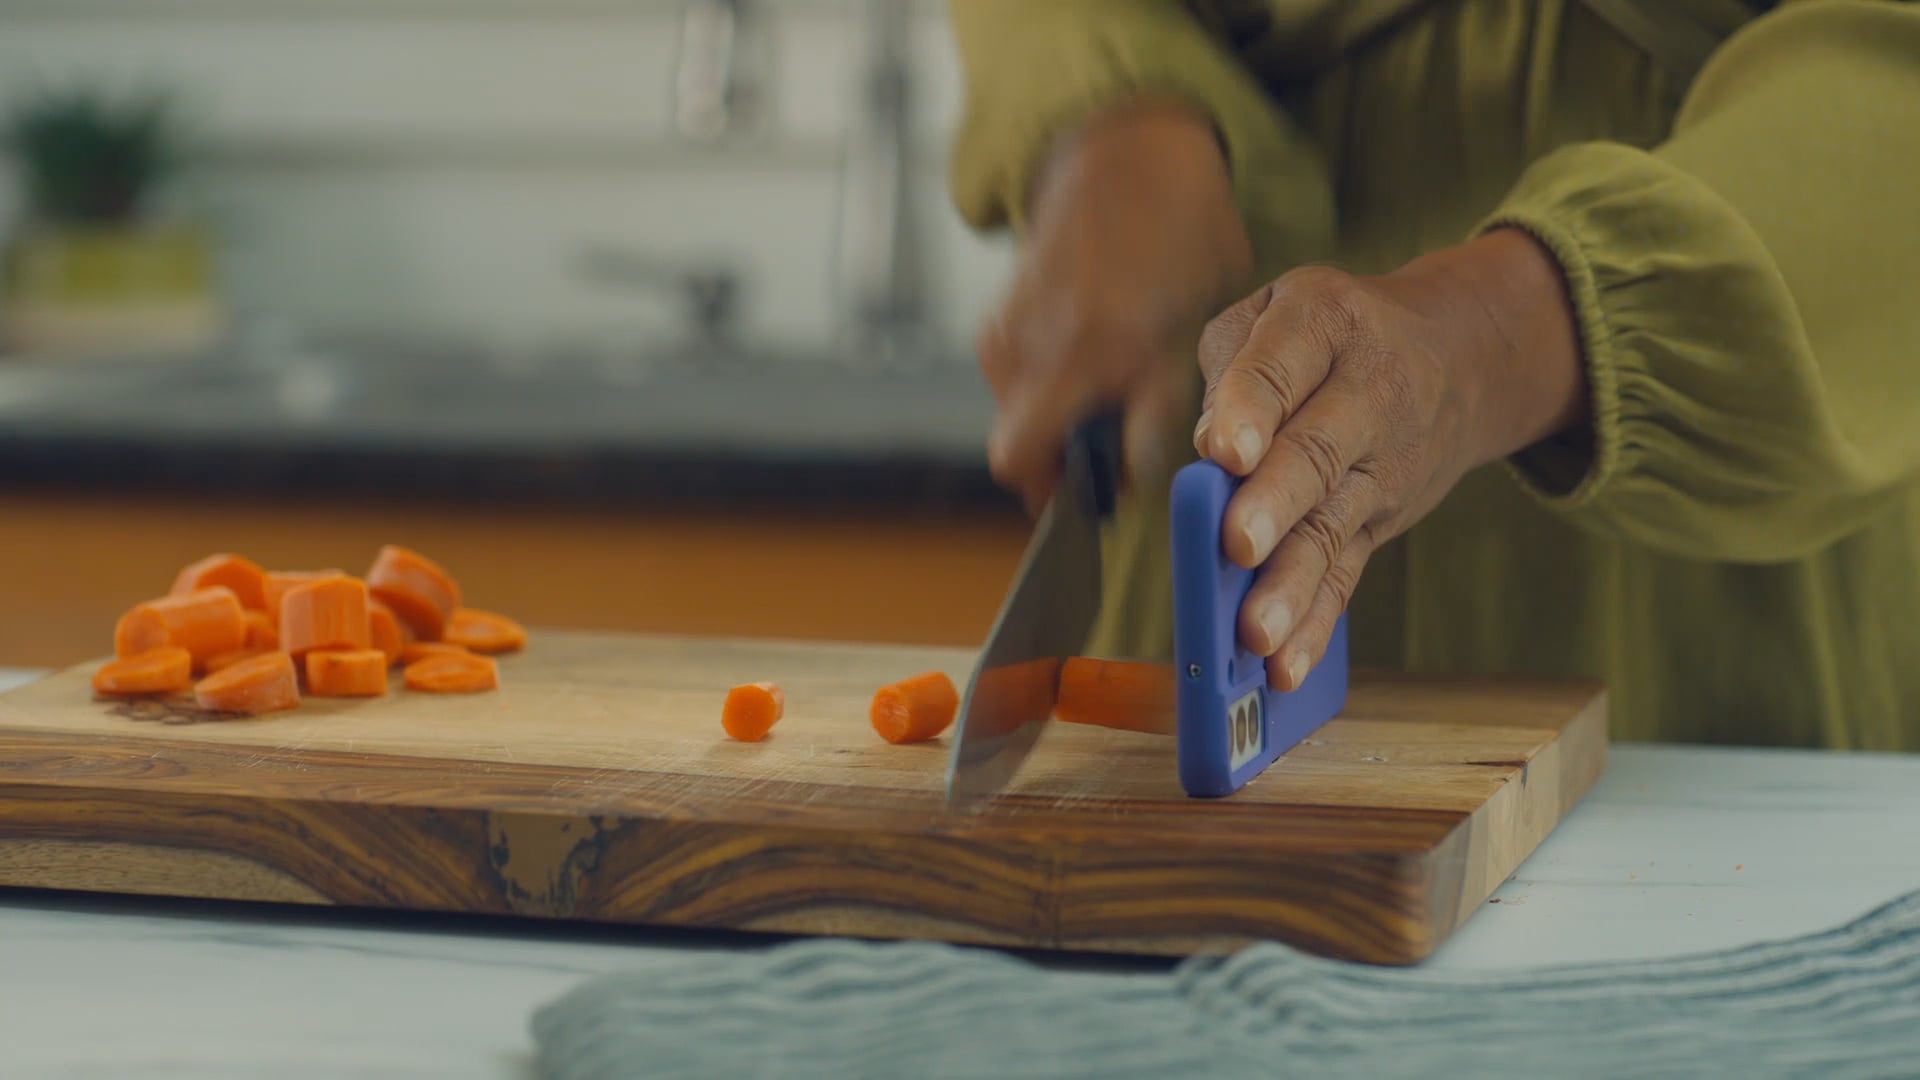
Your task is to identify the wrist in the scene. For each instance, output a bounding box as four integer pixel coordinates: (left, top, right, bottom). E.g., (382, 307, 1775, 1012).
(1397, 227, 1589, 469)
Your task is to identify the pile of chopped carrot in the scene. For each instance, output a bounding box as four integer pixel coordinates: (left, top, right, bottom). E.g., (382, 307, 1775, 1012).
(95, 545, 524, 716)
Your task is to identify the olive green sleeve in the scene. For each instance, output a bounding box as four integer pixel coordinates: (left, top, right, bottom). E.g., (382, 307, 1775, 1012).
(1478, 0, 1920, 563)
(944, 0, 1334, 266)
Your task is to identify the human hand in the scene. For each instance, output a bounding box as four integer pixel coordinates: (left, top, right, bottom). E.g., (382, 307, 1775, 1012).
(1192, 228, 1588, 689)
(978, 100, 1255, 514)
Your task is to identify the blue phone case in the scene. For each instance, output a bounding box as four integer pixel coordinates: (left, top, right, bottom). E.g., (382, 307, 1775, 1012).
(1170, 459, 1349, 798)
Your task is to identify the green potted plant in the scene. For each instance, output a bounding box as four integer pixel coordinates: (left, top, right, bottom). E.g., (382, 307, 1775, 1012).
(1, 84, 221, 357)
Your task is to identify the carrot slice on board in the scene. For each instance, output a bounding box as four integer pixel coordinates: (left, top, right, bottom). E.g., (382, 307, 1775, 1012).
(170, 553, 268, 612)
(203, 647, 270, 674)
(305, 649, 390, 697)
(113, 605, 169, 659)
(443, 608, 527, 654)
(114, 587, 248, 665)
(403, 652, 498, 693)
(367, 602, 406, 665)
(365, 545, 462, 641)
(262, 569, 347, 621)
(279, 575, 371, 656)
(869, 671, 959, 744)
(398, 640, 468, 665)
(721, 682, 784, 742)
(92, 647, 193, 696)
(1054, 658, 1177, 736)
(193, 651, 301, 715)
(243, 610, 279, 651)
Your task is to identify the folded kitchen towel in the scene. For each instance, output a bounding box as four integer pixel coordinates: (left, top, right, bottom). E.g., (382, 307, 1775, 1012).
(530, 890, 1920, 1080)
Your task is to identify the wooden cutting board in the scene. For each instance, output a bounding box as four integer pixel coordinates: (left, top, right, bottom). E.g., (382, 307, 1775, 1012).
(0, 630, 1606, 964)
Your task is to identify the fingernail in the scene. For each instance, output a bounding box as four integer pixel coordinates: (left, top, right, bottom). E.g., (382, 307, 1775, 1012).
(1192, 409, 1213, 451)
(1242, 511, 1277, 563)
(1287, 652, 1311, 689)
(1231, 423, 1263, 471)
(1257, 599, 1293, 651)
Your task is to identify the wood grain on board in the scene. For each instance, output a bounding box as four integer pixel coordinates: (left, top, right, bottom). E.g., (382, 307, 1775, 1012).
(0, 630, 1607, 964)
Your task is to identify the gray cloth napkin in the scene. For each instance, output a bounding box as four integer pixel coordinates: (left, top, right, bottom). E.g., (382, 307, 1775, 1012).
(530, 891, 1920, 1079)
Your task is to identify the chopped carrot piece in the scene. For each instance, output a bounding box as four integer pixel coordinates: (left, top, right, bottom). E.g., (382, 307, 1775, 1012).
(1054, 658, 1177, 736)
(443, 607, 527, 654)
(113, 587, 248, 666)
(367, 601, 405, 665)
(113, 605, 169, 659)
(243, 610, 279, 651)
(366, 545, 462, 641)
(403, 652, 498, 693)
(721, 682, 784, 742)
(193, 651, 301, 715)
(92, 647, 193, 696)
(279, 575, 371, 656)
(398, 640, 468, 665)
(203, 647, 269, 674)
(305, 649, 390, 698)
(170, 553, 269, 612)
(869, 671, 959, 744)
(262, 569, 347, 621)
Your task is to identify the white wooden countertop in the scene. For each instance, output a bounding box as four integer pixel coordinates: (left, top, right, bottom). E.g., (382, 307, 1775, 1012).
(3, 667, 1917, 1078)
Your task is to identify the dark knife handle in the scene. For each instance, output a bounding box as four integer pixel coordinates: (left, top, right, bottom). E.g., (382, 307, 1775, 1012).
(1069, 409, 1125, 520)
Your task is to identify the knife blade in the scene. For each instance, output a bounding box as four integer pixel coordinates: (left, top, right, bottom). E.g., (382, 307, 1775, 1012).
(946, 411, 1124, 808)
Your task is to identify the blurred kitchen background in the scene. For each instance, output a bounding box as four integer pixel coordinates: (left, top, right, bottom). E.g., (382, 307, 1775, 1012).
(0, 0, 1035, 668)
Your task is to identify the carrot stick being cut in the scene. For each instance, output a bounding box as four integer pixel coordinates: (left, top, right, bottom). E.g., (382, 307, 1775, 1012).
(721, 682, 784, 742)
(113, 587, 248, 665)
(193, 651, 301, 715)
(92, 647, 193, 696)
(366, 545, 462, 641)
(1054, 658, 1178, 736)
(170, 553, 268, 612)
(305, 649, 390, 697)
(279, 575, 371, 656)
(443, 607, 527, 654)
(403, 652, 498, 693)
(870, 671, 959, 744)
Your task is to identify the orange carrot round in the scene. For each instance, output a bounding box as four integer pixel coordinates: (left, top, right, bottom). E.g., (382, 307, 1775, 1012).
(367, 601, 406, 665)
(203, 647, 269, 674)
(92, 647, 193, 696)
(279, 575, 371, 656)
(262, 569, 347, 620)
(721, 681, 784, 742)
(1054, 658, 1178, 736)
(305, 649, 390, 697)
(113, 605, 169, 659)
(193, 651, 301, 715)
(398, 640, 469, 665)
(870, 671, 959, 744)
(403, 652, 498, 693)
(171, 553, 269, 612)
(114, 587, 248, 665)
(366, 545, 462, 641)
(243, 609, 279, 651)
(443, 607, 527, 654)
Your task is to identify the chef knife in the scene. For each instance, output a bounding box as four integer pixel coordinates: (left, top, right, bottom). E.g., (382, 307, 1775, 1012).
(945, 411, 1124, 808)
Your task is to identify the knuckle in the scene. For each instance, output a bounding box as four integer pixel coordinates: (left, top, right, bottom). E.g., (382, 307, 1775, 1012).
(1276, 266, 1364, 344)
(1292, 504, 1347, 568)
(1198, 284, 1272, 379)
(1277, 425, 1348, 497)
(1321, 550, 1368, 606)
(1225, 358, 1302, 419)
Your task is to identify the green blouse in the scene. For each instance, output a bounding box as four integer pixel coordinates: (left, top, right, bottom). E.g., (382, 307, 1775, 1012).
(944, 0, 1920, 750)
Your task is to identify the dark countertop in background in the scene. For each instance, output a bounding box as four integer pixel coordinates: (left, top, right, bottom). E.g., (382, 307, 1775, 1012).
(0, 346, 1020, 514)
